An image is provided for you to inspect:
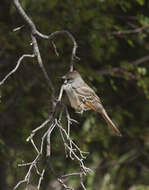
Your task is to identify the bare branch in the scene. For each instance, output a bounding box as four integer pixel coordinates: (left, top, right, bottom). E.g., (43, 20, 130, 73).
(112, 25, 149, 35)
(57, 178, 74, 190)
(98, 67, 138, 80)
(80, 173, 86, 190)
(31, 34, 55, 101)
(56, 119, 90, 171)
(46, 123, 56, 157)
(0, 54, 35, 86)
(18, 162, 33, 167)
(31, 139, 39, 154)
(26, 118, 51, 142)
(46, 30, 79, 71)
(129, 55, 149, 66)
(98, 55, 149, 80)
(58, 85, 64, 101)
(12, 1, 91, 190)
(13, 25, 24, 32)
(13, 0, 37, 34)
(14, 179, 27, 190)
(13, 0, 79, 72)
(37, 168, 45, 190)
(14, 154, 41, 190)
(61, 173, 81, 178)
(51, 41, 59, 57)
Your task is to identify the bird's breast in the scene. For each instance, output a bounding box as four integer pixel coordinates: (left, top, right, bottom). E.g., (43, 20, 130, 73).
(63, 84, 80, 110)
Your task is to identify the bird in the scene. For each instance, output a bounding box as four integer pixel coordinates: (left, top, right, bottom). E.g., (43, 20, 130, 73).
(62, 70, 121, 136)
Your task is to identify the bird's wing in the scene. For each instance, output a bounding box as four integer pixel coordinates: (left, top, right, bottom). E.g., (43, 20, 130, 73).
(74, 85, 102, 104)
(75, 86, 121, 136)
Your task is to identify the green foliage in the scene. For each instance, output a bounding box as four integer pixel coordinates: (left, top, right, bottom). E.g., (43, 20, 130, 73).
(136, 0, 145, 6)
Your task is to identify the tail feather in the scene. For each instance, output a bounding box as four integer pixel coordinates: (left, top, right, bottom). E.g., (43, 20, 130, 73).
(101, 109, 122, 136)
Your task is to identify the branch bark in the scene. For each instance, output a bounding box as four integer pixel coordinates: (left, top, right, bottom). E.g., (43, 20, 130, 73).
(10, 1, 89, 190)
(112, 25, 149, 35)
(13, 0, 79, 72)
(98, 55, 149, 80)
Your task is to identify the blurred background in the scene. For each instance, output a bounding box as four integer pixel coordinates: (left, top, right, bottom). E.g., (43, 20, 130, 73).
(0, 0, 149, 189)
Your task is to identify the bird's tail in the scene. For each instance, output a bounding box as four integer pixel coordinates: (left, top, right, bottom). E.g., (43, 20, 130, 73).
(101, 109, 122, 136)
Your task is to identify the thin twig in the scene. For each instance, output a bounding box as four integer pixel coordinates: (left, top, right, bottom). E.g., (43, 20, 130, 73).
(12, 1, 91, 190)
(31, 139, 39, 154)
(57, 178, 74, 190)
(14, 154, 41, 190)
(46, 123, 56, 157)
(58, 85, 64, 101)
(13, 0, 37, 33)
(112, 25, 149, 35)
(37, 168, 45, 190)
(13, 25, 24, 32)
(31, 34, 55, 101)
(13, 0, 79, 72)
(98, 55, 149, 80)
(80, 173, 86, 190)
(129, 55, 149, 66)
(26, 118, 51, 142)
(0, 54, 35, 86)
(61, 173, 81, 178)
(51, 40, 59, 56)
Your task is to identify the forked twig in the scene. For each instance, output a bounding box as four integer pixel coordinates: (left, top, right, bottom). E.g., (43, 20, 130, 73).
(5, 0, 92, 189)
(0, 54, 35, 86)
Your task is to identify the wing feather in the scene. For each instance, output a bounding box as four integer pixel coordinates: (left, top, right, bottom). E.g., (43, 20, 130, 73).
(74, 85, 102, 104)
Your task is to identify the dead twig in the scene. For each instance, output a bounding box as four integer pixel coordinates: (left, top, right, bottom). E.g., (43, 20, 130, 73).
(9, 1, 91, 189)
(0, 54, 35, 86)
(112, 25, 149, 35)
